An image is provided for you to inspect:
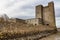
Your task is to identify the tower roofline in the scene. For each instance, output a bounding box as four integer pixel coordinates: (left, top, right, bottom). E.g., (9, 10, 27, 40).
(48, 1, 54, 4)
(36, 5, 43, 7)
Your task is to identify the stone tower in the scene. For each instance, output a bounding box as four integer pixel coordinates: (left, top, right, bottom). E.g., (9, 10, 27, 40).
(36, 5, 43, 24)
(36, 2, 56, 27)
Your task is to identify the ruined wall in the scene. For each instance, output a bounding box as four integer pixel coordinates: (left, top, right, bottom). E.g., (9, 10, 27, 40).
(15, 18, 25, 23)
(25, 18, 42, 25)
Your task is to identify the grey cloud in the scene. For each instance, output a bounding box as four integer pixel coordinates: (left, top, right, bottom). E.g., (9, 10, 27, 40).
(2, 0, 16, 9)
(6, 2, 15, 8)
(55, 8, 60, 17)
(14, 5, 34, 13)
(56, 17, 60, 28)
(21, 5, 34, 10)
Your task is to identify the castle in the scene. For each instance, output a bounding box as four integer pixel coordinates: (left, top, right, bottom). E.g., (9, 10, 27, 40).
(0, 2, 57, 39)
(0, 2, 56, 27)
(25, 2, 56, 27)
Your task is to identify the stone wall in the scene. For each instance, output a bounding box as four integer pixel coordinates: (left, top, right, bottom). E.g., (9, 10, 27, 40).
(25, 18, 43, 25)
(0, 18, 26, 23)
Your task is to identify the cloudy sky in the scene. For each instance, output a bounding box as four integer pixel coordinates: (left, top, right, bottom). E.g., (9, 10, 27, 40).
(0, 0, 60, 28)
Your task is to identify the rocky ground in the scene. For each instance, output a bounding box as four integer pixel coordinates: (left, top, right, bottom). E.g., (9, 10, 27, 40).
(40, 29, 60, 40)
(0, 30, 56, 40)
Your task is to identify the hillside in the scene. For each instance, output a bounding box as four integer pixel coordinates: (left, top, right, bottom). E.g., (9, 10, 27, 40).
(0, 21, 57, 39)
